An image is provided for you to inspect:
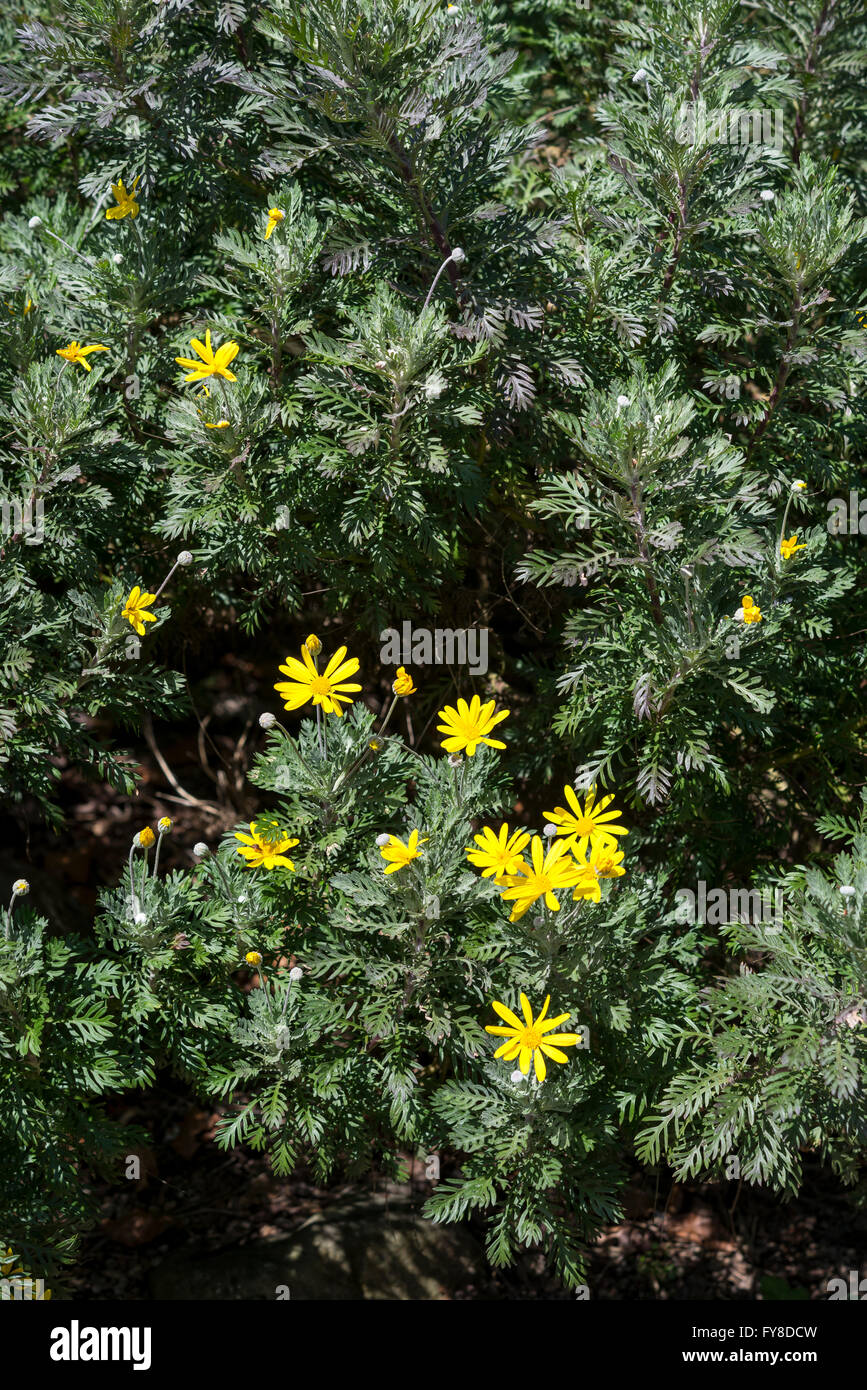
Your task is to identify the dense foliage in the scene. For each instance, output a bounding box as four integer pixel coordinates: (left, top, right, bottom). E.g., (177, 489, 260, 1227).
(0, 0, 865, 1292)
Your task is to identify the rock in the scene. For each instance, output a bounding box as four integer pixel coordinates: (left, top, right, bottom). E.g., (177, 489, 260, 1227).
(149, 1193, 485, 1300)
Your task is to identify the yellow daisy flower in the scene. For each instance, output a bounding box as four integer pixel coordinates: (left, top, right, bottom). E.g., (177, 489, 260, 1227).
(780, 534, 806, 560)
(264, 207, 285, 240)
(274, 643, 361, 717)
(498, 836, 585, 921)
(485, 993, 580, 1082)
(436, 695, 509, 757)
(235, 822, 299, 870)
(466, 823, 531, 883)
(122, 585, 157, 636)
(175, 329, 240, 383)
(739, 595, 762, 624)
(380, 829, 427, 874)
(392, 666, 417, 696)
(543, 784, 628, 859)
(105, 175, 141, 220)
(56, 340, 109, 371)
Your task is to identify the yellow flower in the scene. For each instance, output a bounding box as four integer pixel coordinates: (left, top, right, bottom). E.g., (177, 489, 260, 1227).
(175, 329, 240, 383)
(235, 822, 299, 870)
(56, 340, 108, 371)
(274, 643, 361, 717)
(135, 827, 156, 849)
(392, 665, 417, 696)
(485, 993, 580, 1082)
(780, 534, 806, 560)
(264, 207, 285, 240)
(436, 695, 509, 757)
(122, 585, 157, 636)
(571, 846, 625, 903)
(304, 633, 322, 656)
(466, 823, 531, 883)
(157, 817, 173, 833)
(105, 175, 141, 221)
(740, 595, 762, 624)
(498, 836, 585, 922)
(368, 737, 382, 751)
(589, 845, 626, 880)
(245, 951, 263, 966)
(205, 419, 231, 429)
(380, 829, 427, 874)
(543, 784, 628, 860)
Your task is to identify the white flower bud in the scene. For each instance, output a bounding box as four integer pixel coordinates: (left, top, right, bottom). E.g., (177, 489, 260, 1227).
(542, 823, 558, 838)
(733, 607, 745, 622)
(112, 253, 124, 264)
(510, 1070, 525, 1083)
(759, 189, 775, 202)
(451, 246, 466, 264)
(289, 966, 303, 981)
(133, 911, 148, 925)
(839, 885, 856, 897)
(12, 879, 29, 896)
(193, 842, 209, 858)
(616, 395, 630, 408)
(448, 754, 463, 767)
(28, 216, 42, 229)
(632, 69, 648, 83)
(792, 479, 806, 491)
(177, 550, 193, 565)
(259, 712, 276, 729)
(375, 833, 391, 847)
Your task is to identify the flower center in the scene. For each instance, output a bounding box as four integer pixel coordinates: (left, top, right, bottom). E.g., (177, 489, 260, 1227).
(574, 815, 596, 835)
(522, 1027, 543, 1050)
(309, 674, 332, 696)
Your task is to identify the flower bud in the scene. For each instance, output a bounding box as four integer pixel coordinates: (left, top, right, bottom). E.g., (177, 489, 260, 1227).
(112, 253, 124, 264)
(177, 550, 193, 565)
(245, 951, 263, 966)
(616, 395, 630, 408)
(304, 633, 321, 656)
(448, 754, 463, 768)
(157, 817, 173, 833)
(759, 189, 775, 202)
(451, 246, 466, 264)
(289, 966, 303, 981)
(134, 827, 156, 849)
(12, 879, 29, 896)
(392, 665, 417, 696)
(542, 823, 558, 838)
(368, 737, 382, 751)
(792, 479, 806, 491)
(375, 833, 391, 848)
(193, 842, 209, 858)
(28, 216, 42, 229)
(839, 885, 856, 897)
(259, 712, 276, 729)
(510, 1070, 525, 1083)
(632, 68, 648, 83)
